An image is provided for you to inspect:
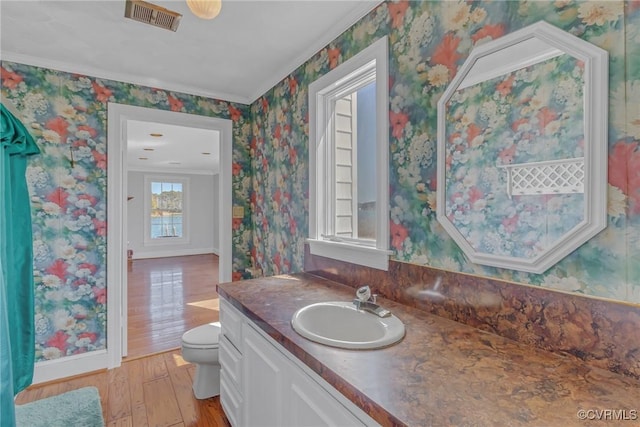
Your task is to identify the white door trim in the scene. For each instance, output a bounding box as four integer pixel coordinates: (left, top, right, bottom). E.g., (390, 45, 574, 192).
(106, 103, 233, 369)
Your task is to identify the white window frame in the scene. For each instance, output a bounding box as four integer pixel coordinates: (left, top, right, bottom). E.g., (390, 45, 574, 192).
(308, 36, 390, 270)
(143, 175, 190, 246)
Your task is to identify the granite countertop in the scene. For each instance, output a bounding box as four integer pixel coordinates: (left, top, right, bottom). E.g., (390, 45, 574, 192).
(217, 274, 640, 427)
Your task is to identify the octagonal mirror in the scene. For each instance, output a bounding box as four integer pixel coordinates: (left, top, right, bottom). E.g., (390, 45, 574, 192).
(436, 21, 608, 274)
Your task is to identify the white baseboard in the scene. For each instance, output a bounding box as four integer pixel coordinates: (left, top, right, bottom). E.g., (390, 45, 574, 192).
(32, 350, 109, 384)
(133, 247, 216, 259)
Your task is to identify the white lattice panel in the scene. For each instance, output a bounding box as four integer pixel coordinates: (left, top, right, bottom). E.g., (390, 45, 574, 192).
(499, 157, 584, 198)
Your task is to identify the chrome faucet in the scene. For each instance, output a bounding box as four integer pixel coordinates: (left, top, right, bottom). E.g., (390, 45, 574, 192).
(353, 285, 391, 318)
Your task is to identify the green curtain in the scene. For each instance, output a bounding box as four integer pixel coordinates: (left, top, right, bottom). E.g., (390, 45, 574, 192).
(1, 261, 15, 427)
(0, 102, 40, 425)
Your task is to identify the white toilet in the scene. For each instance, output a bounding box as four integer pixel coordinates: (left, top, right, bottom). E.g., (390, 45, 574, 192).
(181, 322, 222, 399)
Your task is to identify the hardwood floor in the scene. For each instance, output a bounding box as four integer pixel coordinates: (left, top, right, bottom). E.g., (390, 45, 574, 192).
(15, 349, 231, 427)
(127, 254, 221, 358)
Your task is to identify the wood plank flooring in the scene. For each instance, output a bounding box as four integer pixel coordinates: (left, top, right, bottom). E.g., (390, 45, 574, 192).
(15, 254, 228, 426)
(127, 254, 221, 358)
(15, 349, 231, 427)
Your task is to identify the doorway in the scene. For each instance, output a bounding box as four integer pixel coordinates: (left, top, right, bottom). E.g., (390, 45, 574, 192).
(126, 253, 220, 358)
(106, 103, 233, 369)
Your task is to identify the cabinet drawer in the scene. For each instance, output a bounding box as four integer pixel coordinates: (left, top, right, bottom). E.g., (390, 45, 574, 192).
(220, 369, 242, 427)
(219, 335, 242, 389)
(220, 298, 243, 351)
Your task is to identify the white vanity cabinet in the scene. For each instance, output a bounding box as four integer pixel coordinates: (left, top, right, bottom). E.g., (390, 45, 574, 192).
(219, 297, 377, 427)
(242, 323, 288, 426)
(285, 357, 370, 426)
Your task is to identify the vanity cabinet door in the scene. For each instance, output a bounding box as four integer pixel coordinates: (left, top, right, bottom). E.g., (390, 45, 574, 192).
(242, 323, 287, 427)
(287, 366, 366, 427)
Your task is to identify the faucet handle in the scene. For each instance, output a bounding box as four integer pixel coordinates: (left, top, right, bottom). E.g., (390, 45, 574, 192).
(371, 294, 377, 304)
(356, 285, 371, 302)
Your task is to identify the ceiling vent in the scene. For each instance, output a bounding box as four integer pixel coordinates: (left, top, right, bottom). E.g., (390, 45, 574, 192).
(124, 0, 182, 32)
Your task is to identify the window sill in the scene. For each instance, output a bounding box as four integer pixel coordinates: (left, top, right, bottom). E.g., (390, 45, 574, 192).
(307, 239, 391, 271)
(143, 237, 190, 247)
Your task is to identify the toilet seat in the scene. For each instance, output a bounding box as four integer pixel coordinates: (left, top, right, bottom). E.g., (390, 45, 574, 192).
(182, 322, 221, 349)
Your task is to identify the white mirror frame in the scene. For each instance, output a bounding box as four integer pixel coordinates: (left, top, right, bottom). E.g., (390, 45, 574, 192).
(436, 21, 608, 274)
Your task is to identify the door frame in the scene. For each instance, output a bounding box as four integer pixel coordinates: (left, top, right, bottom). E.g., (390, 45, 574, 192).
(106, 103, 233, 369)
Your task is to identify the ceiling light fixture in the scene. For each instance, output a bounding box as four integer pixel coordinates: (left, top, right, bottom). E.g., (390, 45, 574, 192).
(186, 0, 222, 20)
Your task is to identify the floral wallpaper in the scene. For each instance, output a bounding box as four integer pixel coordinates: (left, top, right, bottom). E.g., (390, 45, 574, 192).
(251, 0, 640, 303)
(2, 0, 640, 365)
(250, 75, 309, 276)
(628, 2, 640, 298)
(444, 54, 585, 259)
(0, 63, 253, 361)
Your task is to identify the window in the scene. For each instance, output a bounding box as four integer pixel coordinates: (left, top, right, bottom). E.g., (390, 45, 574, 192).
(151, 181, 183, 238)
(308, 36, 390, 270)
(144, 176, 189, 245)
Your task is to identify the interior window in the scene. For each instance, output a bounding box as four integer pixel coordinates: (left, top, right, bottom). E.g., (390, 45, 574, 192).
(333, 81, 377, 242)
(150, 181, 184, 239)
(308, 36, 389, 270)
(144, 176, 189, 245)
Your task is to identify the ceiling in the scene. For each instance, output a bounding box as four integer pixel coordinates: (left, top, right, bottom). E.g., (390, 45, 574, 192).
(1, 0, 380, 172)
(127, 120, 220, 174)
(0, 0, 381, 104)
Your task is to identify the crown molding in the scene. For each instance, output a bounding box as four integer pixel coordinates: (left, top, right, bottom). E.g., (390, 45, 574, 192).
(1, 52, 252, 105)
(1, 1, 381, 106)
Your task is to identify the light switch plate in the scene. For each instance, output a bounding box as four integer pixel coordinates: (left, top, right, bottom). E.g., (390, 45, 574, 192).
(232, 206, 244, 218)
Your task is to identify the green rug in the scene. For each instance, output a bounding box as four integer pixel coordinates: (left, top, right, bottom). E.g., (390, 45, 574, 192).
(15, 386, 104, 427)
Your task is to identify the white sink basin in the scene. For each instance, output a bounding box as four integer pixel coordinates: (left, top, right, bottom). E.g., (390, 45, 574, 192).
(291, 301, 405, 349)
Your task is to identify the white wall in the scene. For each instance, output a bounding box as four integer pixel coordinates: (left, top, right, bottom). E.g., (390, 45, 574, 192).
(127, 171, 219, 258)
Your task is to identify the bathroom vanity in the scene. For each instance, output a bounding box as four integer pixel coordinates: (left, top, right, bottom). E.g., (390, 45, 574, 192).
(218, 274, 640, 426)
(218, 296, 377, 426)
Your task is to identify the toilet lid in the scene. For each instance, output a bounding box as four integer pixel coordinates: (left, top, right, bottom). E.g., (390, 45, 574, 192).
(182, 322, 221, 347)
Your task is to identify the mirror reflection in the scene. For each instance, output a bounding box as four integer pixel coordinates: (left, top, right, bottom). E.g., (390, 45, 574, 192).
(444, 53, 585, 259)
(437, 21, 608, 273)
